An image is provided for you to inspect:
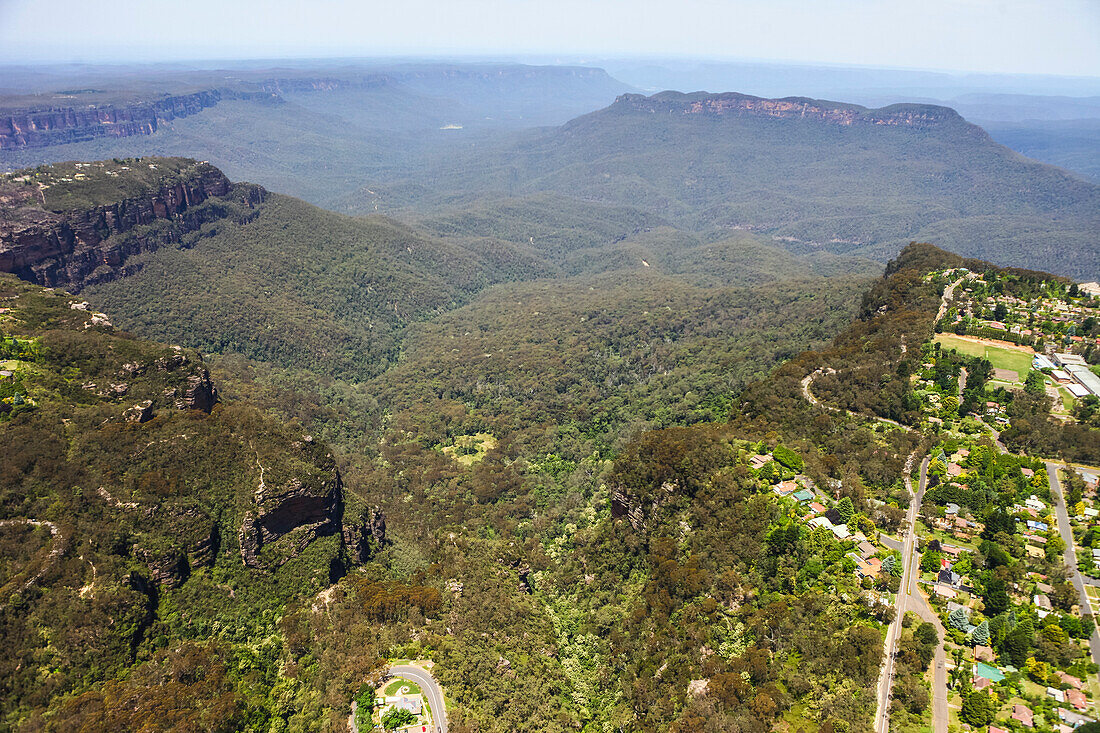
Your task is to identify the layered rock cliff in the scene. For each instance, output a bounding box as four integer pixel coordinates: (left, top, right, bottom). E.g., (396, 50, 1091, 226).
(608, 91, 976, 131)
(238, 437, 344, 569)
(0, 158, 265, 290)
(0, 89, 278, 149)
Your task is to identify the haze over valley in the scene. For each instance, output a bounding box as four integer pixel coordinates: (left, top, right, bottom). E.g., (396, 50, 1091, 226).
(1, 2, 1099, 731)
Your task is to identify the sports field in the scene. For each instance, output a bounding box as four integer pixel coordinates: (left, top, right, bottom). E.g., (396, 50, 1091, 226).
(934, 334, 1036, 381)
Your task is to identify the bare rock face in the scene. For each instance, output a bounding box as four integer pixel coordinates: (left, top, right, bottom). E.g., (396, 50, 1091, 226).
(124, 400, 154, 423)
(0, 91, 236, 150)
(0, 160, 266, 290)
(239, 462, 343, 569)
(133, 546, 189, 589)
(609, 91, 977, 132)
(181, 371, 217, 412)
(342, 506, 387, 564)
(610, 480, 677, 532)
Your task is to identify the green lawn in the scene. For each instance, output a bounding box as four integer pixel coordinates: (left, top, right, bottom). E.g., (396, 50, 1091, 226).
(382, 677, 423, 697)
(934, 334, 1036, 379)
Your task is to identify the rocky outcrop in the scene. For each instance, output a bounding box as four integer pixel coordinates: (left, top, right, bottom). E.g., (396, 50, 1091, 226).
(608, 91, 975, 132)
(0, 89, 278, 150)
(118, 348, 219, 417)
(239, 454, 343, 569)
(123, 400, 154, 423)
(610, 480, 678, 532)
(0, 161, 265, 290)
(134, 546, 189, 589)
(342, 506, 387, 564)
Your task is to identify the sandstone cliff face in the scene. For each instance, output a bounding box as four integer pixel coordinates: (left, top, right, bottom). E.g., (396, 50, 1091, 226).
(0, 161, 265, 290)
(610, 91, 974, 131)
(238, 442, 344, 569)
(0, 89, 278, 150)
(342, 506, 388, 564)
(610, 480, 678, 532)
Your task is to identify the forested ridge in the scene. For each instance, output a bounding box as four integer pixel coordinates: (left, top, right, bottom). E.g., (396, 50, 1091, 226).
(4, 157, 1100, 732)
(340, 92, 1100, 278)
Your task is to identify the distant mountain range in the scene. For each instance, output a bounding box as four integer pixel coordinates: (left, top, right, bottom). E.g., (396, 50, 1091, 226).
(1, 64, 1097, 278)
(348, 90, 1100, 278)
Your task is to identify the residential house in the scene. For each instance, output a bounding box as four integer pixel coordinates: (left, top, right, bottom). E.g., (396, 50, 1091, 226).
(973, 645, 994, 662)
(384, 695, 423, 715)
(1012, 703, 1034, 727)
(808, 501, 827, 514)
(1048, 687, 1066, 703)
(793, 489, 815, 503)
(1055, 670, 1082, 689)
(933, 584, 958, 599)
(858, 541, 877, 559)
(831, 523, 851, 540)
(1066, 688, 1087, 711)
(937, 569, 962, 587)
(1057, 707, 1095, 728)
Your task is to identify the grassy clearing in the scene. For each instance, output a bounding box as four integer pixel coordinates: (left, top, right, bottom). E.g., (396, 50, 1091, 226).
(441, 432, 497, 466)
(382, 677, 423, 697)
(934, 334, 1036, 378)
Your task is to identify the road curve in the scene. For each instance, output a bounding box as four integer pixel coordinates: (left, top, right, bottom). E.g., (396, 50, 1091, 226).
(388, 664, 448, 733)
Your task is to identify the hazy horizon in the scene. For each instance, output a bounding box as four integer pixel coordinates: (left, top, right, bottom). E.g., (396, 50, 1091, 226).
(1, 0, 1097, 79)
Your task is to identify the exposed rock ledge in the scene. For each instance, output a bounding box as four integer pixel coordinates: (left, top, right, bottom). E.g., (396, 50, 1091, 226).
(0, 160, 266, 290)
(238, 447, 344, 569)
(607, 91, 977, 132)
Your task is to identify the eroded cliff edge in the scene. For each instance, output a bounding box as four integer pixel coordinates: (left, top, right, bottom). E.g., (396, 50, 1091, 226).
(0, 157, 265, 290)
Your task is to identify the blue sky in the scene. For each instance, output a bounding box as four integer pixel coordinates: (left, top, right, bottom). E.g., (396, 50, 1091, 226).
(1, 0, 1097, 77)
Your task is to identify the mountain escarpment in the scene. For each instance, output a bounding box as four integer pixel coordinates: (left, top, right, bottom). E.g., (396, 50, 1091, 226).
(608, 91, 975, 130)
(0, 157, 265, 290)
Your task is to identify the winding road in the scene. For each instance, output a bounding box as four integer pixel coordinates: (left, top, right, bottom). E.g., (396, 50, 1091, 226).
(801, 367, 914, 433)
(388, 664, 448, 733)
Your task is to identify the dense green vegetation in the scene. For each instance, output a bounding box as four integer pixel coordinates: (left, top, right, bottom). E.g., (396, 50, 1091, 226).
(6, 74, 1098, 278)
(340, 92, 1100, 278)
(0, 276, 360, 729)
(11, 157, 217, 211)
(4, 144, 1100, 731)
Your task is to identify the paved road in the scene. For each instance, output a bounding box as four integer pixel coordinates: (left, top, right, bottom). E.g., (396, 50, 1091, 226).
(1046, 463, 1100, 683)
(389, 664, 448, 733)
(909, 588, 948, 733)
(936, 278, 964, 323)
(876, 457, 949, 733)
(877, 456, 942, 732)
